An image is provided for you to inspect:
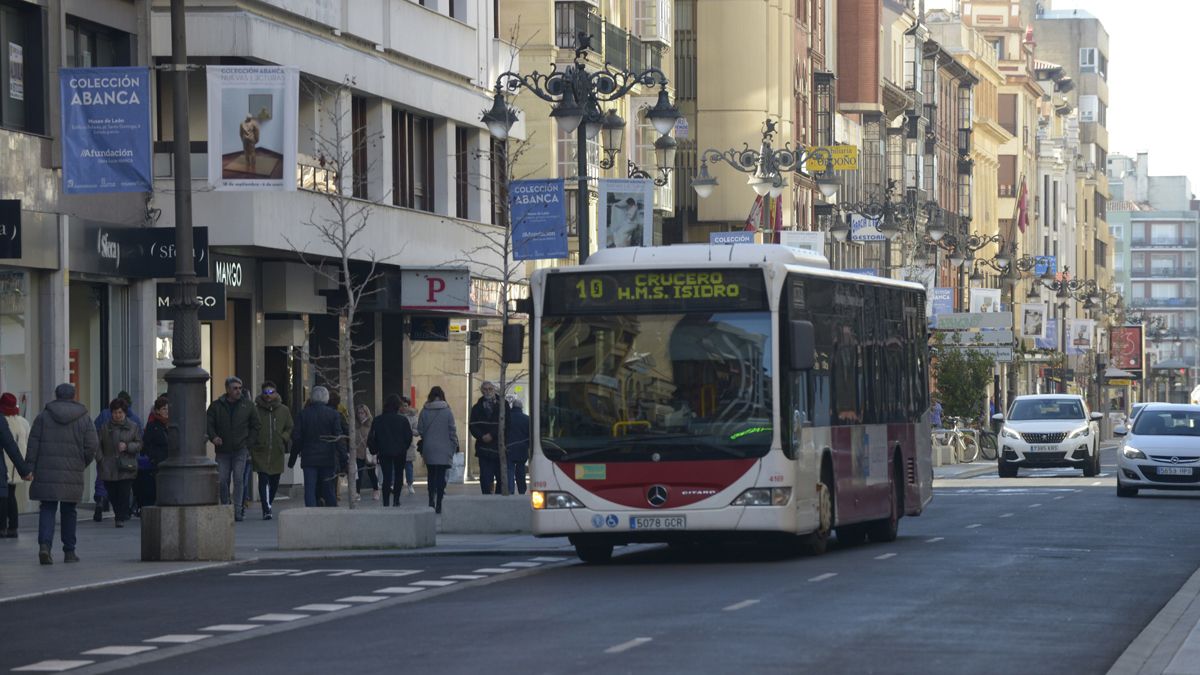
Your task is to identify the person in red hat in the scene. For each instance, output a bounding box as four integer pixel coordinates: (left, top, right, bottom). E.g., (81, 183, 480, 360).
(0, 392, 28, 537)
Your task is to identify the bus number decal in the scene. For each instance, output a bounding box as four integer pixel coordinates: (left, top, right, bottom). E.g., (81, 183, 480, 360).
(768, 474, 784, 483)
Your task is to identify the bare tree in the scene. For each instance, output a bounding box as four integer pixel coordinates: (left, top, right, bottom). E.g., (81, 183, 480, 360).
(285, 75, 392, 509)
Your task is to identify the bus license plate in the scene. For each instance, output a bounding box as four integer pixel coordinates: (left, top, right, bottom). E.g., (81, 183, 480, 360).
(1158, 467, 1194, 476)
(630, 515, 686, 530)
(1029, 444, 1058, 453)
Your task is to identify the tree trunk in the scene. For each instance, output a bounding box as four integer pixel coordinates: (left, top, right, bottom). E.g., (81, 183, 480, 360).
(341, 309, 357, 509)
(498, 361, 509, 496)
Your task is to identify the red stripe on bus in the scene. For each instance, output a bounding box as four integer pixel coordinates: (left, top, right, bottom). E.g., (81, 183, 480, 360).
(556, 459, 757, 508)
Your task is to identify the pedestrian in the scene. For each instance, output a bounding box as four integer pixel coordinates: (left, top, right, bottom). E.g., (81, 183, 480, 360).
(206, 376, 260, 521)
(0, 393, 29, 537)
(251, 381, 292, 520)
(417, 386, 459, 513)
(469, 381, 501, 494)
(92, 391, 141, 523)
(97, 398, 141, 528)
(505, 397, 530, 495)
(930, 397, 943, 429)
(354, 404, 379, 501)
(368, 394, 413, 506)
(28, 383, 99, 565)
(400, 396, 419, 496)
(135, 396, 170, 512)
(288, 386, 348, 508)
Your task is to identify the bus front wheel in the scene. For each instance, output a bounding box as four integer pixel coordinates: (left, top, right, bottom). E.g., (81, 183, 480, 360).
(575, 542, 614, 564)
(798, 468, 834, 556)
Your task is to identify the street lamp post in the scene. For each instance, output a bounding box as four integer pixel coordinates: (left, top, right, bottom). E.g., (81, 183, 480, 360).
(692, 118, 840, 203)
(481, 34, 682, 263)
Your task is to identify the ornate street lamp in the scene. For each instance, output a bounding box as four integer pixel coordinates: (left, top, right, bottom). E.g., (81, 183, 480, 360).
(838, 180, 913, 242)
(693, 118, 840, 202)
(482, 33, 683, 262)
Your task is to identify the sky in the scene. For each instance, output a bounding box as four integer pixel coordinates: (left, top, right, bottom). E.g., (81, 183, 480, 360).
(927, 0, 1200, 191)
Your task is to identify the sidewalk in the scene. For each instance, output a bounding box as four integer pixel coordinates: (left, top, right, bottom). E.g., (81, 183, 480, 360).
(0, 481, 570, 604)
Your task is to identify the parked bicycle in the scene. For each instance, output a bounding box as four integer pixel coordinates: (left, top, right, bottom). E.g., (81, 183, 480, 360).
(932, 417, 981, 464)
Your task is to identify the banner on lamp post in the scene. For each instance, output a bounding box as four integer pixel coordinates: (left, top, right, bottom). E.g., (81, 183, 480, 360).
(206, 66, 299, 191)
(509, 179, 568, 260)
(1020, 303, 1048, 339)
(1067, 318, 1096, 355)
(599, 178, 654, 249)
(849, 214, 885, 242)
(60, 67, 153, 194)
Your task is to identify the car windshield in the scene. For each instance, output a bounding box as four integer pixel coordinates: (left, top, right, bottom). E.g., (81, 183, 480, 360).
(1132, 410, 1200, 436)
(1008, 399, 1085, 421)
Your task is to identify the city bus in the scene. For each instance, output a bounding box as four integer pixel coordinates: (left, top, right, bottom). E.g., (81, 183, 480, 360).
(524, 244, 933, 562)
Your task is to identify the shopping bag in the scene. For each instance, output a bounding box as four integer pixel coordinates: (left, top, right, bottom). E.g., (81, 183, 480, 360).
(446, 452, 466, 484)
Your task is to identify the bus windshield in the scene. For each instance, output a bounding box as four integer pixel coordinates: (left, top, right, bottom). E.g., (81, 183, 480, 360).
(539, 312, 774, 463)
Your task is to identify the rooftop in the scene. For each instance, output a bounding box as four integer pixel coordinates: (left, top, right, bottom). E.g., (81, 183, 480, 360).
(1038, 8, 1100, 21)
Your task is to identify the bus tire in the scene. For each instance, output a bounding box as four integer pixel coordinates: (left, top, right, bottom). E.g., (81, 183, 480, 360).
(575, 542, 614, 564)
(798, 461, 834, 556)
(867, 455, 902, 544)
(836, 524, 867, 546)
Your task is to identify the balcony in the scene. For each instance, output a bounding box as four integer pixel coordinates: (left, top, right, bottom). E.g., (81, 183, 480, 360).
(554, 3, 603, 52)
(605, 23, 628, 69)
(633, 0, 672, 47)
(1128, 297, 1200, 309)
(1130, 238, 1199, 249)
(957, 128, 972, 157)
(1131, 267, 1199, 279)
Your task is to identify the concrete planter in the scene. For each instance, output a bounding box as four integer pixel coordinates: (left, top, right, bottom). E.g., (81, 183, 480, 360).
(277, 507, 436, 550)
(436, 495, 532, 534)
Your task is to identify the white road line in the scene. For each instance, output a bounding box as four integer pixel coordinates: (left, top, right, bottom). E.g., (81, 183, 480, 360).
(201, 625, 260, 632)
(144, 635, 211, 644)
(604, 637, 653, 654)
(473, 568, 516, 574)
(808, 573, 837, 582)
(1092, 481, 1102, 486)
(81, 646, 157, 656)
(723, 599, 760, 612)
(410, 580, 457, 587)
(925, 537, 944, 543)
(249, 613, 309, 622)
(1029, 504, 1042, 508)
(374, 587, 425, 594)
(966, 523, 982, 529)
(999, 513, 1015, 518)
(337, 596, 389, 603)
(443, 574, 486, 580)
(875, 553, 897, 560)
(293, 604, 352, 612)
(530, 557, 569, 562)
(501, 562, 542, 568)
(12, 660, 95, 672)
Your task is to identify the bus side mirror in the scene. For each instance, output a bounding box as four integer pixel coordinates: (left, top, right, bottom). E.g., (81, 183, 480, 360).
(790, 320, 815, 371)
(502, 323, 524, 364)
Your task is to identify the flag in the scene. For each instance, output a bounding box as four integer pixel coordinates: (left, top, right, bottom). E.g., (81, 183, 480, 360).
(771, 194, 783, 243)
(1015, 177, 1029, 233)
(744, 194, 764, 231)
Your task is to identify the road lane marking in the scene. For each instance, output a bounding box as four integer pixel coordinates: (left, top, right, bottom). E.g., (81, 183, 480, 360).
(925, 537, 944, 543)
(293, 604, 352, 612)
(474, 568, 516, 574)
(12, 660, 95, 672)
(443, 574, 486, 580)
(723, 599, 760, 612)
(875, 553, 897, 560)
(144, 635, 211, 644)
(337, 596, 389, 603)
(966, 524, 982, 529)
(1054, 496, 1065, 500)
(410, 580, 456, 587)
(530, 557, 569, 562)
(249, 614, 308, 622)
(81, 647, 156, 656)
(1029, 504, 1042, 508)
(502, 562, 542, 568)
(374, 587, 425, 594)
(808, 573, 837, 582)
(604, 638, 652, 654)
(1091, 481, 1102, 486)
(200, 625, 260, 632)
(999, 513, 1014, 518)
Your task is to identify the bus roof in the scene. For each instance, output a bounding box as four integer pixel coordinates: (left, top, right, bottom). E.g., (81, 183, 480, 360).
(585, 244, 830, 269)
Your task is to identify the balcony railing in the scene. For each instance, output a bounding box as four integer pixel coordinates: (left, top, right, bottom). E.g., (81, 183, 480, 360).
(1129, 297, 1200, 308)
(1130, 238, 1199, 248)
(629, 35, 646, 73)
(1131, 267, 1199, 278)
(554, 3, 602, 52)
(605, 22, 628, 69)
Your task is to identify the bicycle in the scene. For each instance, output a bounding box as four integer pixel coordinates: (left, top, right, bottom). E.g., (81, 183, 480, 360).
(933, 417, 980, 464)
(976, 427, 999, 461)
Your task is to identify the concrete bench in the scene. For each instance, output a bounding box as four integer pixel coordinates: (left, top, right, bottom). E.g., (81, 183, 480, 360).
(436, 494, 532, 534)
(277, 506, 436, 550)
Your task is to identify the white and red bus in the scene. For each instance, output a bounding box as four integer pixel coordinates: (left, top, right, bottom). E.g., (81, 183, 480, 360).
(526, 244, 933, 562)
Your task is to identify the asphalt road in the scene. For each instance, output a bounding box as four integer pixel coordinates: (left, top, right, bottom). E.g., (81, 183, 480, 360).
(8, 445, 1200, 675)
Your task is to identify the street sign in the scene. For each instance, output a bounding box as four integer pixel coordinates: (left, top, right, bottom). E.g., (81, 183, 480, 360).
(938, 330, 1014, 346)
(940, 345, 1014, 363)
(804, 144, 858, 172)
(934, 312, 1013, 330)
(1107, 378, 1134, 387)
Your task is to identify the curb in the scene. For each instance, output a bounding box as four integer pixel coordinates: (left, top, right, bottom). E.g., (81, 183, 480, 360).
(1108, 565, 1200, 675)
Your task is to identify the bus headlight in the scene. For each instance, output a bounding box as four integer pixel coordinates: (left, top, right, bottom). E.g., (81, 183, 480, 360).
(531, 491, 584, 510)
(731, 488, 792, 506)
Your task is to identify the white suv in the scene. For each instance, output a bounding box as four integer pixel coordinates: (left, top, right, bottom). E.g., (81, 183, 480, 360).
(993, 394, 1103, 478)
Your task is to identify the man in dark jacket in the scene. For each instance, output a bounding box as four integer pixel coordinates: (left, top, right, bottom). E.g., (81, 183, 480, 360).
(206, 376, 260, 521)
(288, 386, 348, 507)
(367, 394, 413, 506)
(469, 381, 501, 494)
(28, 383, 99, 565)
(505, 398, 531, 495)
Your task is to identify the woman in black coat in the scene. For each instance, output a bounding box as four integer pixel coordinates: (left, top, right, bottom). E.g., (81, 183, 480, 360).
(135, 396, 169, 512)
(367, 394, 413, 507)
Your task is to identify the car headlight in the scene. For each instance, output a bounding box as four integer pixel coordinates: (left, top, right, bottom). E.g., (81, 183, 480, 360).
(1067, 426, 1091, 439)
(731, 487, 792, 506)
(1001, 427, 1022, 440)
(1122, 446, 1146, 460)
(531, 491, 584, 510)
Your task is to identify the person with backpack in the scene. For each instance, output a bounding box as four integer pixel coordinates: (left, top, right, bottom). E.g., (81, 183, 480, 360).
(252, 381, 292, 520)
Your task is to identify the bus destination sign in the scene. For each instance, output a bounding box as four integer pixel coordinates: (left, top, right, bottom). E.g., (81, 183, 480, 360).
(545, 269, 768, 315)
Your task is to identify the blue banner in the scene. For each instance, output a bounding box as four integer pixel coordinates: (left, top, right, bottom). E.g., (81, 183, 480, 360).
(510, 179, 568, 260)
(1034, 255, 1056, 277)
(931, 288, 954, 316)
(1035, 318, 1058, 350)
(60, 67, 152, 194)
(709, 231, 756, 245)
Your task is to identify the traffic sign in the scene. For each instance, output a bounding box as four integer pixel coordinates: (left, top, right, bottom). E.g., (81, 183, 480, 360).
(938, 330, 1014, 346)
(935, 312, 1013, 330)
(940, 345, 1014, 363)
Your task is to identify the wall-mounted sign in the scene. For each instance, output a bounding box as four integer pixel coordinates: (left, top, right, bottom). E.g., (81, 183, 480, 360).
(74, 223, 208, 278)
(410, 317, 450, 342)
(156, 282, 227, 321)
(709, 231, 756, 245)
(0, 200, 21, 259)
(399, 269, 469, 311)
(804, 144, 859, 172)
(60, 67, 153, 193)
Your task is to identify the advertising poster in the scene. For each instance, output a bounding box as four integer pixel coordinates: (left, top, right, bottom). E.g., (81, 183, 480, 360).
(849, 214, 885, 242)
(8, 43, 22, 101)
(969, 287, 1001, 313)
(59, 67, 153, 194)
(1020, 303, 1047, 339)
(509, 179, 568, 260)
(598, 178, 653, 249)
(1109, 326, 1144, 372)
(1067, 318, 1096, 355)
(206, 65, 299, 191)
(930, 288, 954, 317)
(1035, 318, 1058, 350)
(779, 230, 825, 255)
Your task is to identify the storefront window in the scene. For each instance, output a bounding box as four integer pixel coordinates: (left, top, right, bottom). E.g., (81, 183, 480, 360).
(0, 271, 30, 411)
(155, 320, 214, 403)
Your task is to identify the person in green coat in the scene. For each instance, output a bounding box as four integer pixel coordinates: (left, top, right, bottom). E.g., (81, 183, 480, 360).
(251, 381, 292, 520)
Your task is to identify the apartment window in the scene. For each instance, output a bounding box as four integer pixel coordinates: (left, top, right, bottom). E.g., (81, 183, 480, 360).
(491, 138, 508, 226)
(1079, 48, 1096, 73)
(351, 96, 368, 199)
(1098, 53, 1108, 80)
(455, 126, 469, 219)
(813, 71, 834, 146)
(1078, 95, 1098, 123)
(66, 15, 132, 68)
(998, 94, 1017, 136)
(393, 109, 434, 212)
(0, 1, 46, 134)
(556, 126, 599, 180)
(989, 38, 1003, 62)
(998, 155, 1016, 197)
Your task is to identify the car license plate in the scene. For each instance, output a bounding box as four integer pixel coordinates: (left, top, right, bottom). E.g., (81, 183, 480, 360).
(1029, 444, 1058, 452)
(1158, 467, 1194, 476)
(629, 515, 686, 530)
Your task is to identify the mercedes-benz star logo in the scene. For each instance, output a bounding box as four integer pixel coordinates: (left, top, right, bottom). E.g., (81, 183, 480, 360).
(646, 485, 669, 508)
